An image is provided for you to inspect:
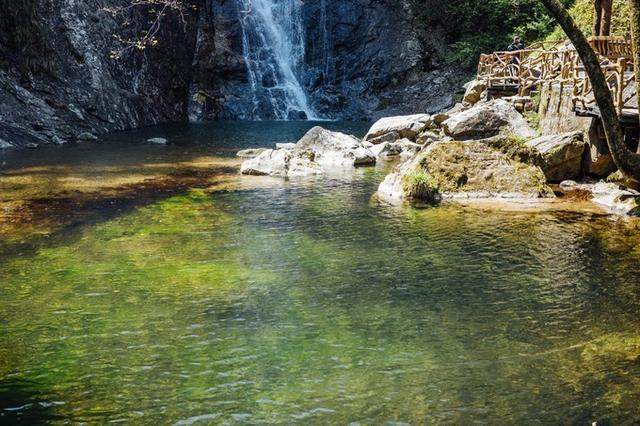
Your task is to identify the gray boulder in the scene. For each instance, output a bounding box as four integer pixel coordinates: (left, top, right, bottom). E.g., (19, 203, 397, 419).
(462, 79, 487, 105)
(293, 126, 375, 167)
(442, 99, 537, 141)
(240, 127, 376, 177)
(525, 132, 586, 182)
(240, 149, 290, 176)
(377, 139, 553, 204)
(364, 114, 433, 142)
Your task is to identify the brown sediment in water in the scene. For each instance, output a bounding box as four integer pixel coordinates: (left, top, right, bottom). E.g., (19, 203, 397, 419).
(0, 157, 244, 245)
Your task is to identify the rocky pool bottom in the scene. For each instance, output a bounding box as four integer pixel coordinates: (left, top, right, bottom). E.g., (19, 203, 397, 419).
(1, 122, 640, 423)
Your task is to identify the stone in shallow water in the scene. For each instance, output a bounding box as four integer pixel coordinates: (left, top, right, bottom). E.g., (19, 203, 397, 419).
(147, 137, 168, 144)
(240, 126, 376, 177)
(240, 149, 290, 176)
(377, 139, 553, 204)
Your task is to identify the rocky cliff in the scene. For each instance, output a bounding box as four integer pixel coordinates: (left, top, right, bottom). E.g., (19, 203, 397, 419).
(189, 0, 463, 121)
(0, 0, 201, 148)
(0, 0, 464, 148)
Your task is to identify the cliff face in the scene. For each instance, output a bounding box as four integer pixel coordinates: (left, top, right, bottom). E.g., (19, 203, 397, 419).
(189, 0, 462, 121)
(0, 0, 200, 148)
(0, 0, 462, 148)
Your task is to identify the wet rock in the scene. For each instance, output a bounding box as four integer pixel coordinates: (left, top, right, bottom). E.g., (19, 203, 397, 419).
(26, 143, 39, 149)
(147, 137, 168, 144)
(77, 132, 98, 141)
(377, 139, 553, 204)
(442, 99, 537, 141)
(462, 79, 487, 105)
(287, 110, 308, 120)
(237, 148, 268, 158)
(525, 132, 586, 182)
(364, 114, 433, 142)
(0, 138, 13, 149)
(240, 149, 290, 177)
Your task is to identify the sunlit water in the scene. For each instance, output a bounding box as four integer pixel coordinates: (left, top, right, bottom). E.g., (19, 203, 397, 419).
(1, 122, 640, 424)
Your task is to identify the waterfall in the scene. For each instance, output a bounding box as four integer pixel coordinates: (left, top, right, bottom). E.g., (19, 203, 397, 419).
(237, 0, 318, 120)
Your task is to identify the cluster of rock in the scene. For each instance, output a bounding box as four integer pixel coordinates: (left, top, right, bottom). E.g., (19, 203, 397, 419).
(238, 87, 639, 216)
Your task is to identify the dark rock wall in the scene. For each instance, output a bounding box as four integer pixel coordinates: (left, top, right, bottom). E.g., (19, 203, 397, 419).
(0, 0, 200, 148)
(1, 0, 465, 148)
(189, 0, 464, 121)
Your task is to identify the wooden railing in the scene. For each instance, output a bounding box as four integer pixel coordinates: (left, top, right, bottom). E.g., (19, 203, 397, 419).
(477, 36, 636, 117)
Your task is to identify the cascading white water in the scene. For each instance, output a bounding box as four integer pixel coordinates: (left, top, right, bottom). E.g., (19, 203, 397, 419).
(237, 0, 318, 120)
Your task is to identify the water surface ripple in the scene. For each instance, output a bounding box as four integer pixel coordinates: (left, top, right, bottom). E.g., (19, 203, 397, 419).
(1, 123, 640, 424)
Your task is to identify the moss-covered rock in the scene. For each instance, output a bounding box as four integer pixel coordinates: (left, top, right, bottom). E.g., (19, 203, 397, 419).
(377, 139, 554, 204)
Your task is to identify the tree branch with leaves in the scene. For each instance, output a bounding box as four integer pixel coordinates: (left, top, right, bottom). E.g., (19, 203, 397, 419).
(105, 0, 193, 59)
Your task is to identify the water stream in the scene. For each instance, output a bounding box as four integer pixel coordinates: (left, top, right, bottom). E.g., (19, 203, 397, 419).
(237, 0, 317, 120)
(1, 122, 640, 423)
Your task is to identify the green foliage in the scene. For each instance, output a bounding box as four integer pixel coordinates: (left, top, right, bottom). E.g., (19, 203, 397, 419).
(419, 0, 573, 69)
(402, 170, 439, 201)
(546, 0, 631, 40)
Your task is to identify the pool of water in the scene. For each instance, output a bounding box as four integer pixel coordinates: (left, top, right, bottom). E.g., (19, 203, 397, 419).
(1, 122, 640, 423)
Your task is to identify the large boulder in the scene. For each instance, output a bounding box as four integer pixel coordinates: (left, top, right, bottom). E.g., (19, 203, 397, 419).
(377, 139, 553, 204)
(462, 79, 487, 105)
(237, 148, 268, 159)
(364, 114, 433, 142)
(442, 99, 537, 141)
(525, 132, 586, 182)
(240, 127, 375, 177)
(293, 126, 376, 167)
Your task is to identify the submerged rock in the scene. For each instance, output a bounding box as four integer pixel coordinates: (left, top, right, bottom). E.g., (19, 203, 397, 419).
(240, 126, 376, 177)
(525, 132, 586, 182)
(442, 99, 537, 141)
(377, 139, 553, 204)
(237, 148, 268, 159)
(364, 114, 433, 142)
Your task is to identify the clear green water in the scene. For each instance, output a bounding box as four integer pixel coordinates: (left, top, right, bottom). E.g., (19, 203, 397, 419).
(1, 122, 640, 424)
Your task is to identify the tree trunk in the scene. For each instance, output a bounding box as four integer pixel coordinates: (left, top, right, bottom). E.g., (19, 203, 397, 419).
(600, 0, 613, 36)
(593, 0, 603, 36)
(540, 0, 640, 180)
(630, 0, 640, 153)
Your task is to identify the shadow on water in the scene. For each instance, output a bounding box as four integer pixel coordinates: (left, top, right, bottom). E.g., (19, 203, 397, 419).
(0, 379, 60, 425)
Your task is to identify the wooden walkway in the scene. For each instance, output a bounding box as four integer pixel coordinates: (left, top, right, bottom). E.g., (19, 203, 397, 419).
(477, 36, 638, 121)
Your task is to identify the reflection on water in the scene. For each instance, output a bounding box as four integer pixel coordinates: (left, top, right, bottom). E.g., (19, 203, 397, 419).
(1, 122, 640, 423)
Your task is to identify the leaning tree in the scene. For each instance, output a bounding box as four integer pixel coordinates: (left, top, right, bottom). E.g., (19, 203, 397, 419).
(539, 0, 640, 180)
